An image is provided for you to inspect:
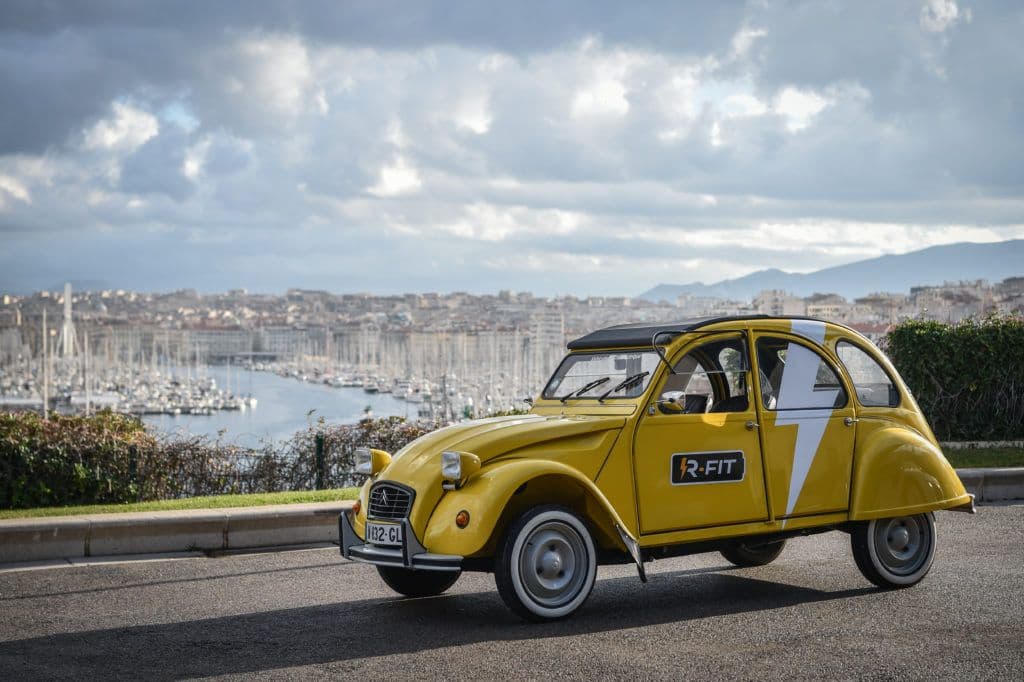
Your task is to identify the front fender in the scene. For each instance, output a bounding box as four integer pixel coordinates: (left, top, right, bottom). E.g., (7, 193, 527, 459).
(423, 459, 634, 559)
(850, 423, 972, 520)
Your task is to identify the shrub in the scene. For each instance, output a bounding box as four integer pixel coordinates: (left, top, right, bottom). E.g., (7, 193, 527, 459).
(0, 411, 442, 509)
(885, 316, 1024, 441)
(0, 411, 154, 508)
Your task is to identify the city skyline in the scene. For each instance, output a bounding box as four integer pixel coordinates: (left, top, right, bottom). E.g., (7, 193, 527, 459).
(2, 1, 1024, 296)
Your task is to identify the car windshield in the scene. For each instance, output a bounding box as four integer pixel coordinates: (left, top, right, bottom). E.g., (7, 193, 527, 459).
(542, 351, 660, 400)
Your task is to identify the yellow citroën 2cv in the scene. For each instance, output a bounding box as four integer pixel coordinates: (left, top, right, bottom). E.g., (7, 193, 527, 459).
(341, 316, 974, 621)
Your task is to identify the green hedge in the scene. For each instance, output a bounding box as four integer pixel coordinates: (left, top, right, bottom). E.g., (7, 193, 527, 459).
(0, 411, 438, 510)
(0, 412, 152, 509)
(885, 316, 1024, 441)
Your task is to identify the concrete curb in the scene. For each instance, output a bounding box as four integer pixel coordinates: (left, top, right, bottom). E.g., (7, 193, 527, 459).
(956, 467, 1024, 504)
(0, 500, 353, 564)
(2, 465, 1023, 566)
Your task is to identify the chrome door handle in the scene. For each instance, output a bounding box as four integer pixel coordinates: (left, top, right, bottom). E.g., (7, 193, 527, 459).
(844, 417, 859, 427)
(745, 420, 759, 431)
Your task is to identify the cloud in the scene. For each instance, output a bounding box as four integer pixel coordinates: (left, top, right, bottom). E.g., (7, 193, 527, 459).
(773, 87, 830, 132)
(368, 156, 422, 197)
(0, 1, 1022, 296)
(920, 0, 970, 33)
(0, 173, 31, 207)
(84, 102, 159, 152)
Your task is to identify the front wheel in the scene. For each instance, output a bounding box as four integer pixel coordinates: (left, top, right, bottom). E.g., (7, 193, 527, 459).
(851, 513, 936, 589)
(495, 506, 597, 622)
(376, 566, 460, 598)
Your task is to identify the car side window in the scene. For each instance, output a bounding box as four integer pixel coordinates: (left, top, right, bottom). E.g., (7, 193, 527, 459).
(756, 337, 846, 410)
(661, 338, 749, 413)
(836, 341, 900, 407)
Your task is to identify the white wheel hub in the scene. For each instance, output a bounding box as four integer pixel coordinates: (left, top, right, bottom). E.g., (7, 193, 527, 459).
(509, 510, 596, 619)
(866, 513, 936, 586)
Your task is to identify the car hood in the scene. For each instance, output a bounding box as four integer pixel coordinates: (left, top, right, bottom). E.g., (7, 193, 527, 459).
(383, 413, 626, 477)
(369, 412, 627, 537)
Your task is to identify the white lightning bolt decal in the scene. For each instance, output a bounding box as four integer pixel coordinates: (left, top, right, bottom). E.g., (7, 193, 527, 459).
(775, 321, 839, 519)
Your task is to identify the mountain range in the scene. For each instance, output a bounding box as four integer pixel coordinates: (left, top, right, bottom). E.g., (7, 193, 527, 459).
(638, 240, 1024, 303)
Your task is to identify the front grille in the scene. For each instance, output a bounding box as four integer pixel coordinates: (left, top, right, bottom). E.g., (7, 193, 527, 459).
(368, 482, 413, 520)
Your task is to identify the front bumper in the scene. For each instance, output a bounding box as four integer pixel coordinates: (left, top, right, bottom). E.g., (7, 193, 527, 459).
(339, 510, 462, 572)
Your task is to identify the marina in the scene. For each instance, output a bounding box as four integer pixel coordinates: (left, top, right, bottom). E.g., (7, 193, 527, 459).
(141, 365, 411, 447)
(0, 284, 545, 443)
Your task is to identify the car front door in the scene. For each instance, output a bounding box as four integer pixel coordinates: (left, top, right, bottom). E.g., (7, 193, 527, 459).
(752, 327, 857, 520)
(633, 332, 770, 535)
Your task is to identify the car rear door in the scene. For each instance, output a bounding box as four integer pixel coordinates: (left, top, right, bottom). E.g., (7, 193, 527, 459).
(752, 323, 857, 520)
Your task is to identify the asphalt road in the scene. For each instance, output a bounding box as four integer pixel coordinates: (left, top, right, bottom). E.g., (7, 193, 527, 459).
(1, 505, 1022, 680)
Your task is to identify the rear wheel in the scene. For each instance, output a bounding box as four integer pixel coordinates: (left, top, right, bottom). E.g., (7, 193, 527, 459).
(495, 506, 597, 622)
(851, 513, 936, 588)
(720, 538, 786, 567)
(376, 566, 460, 598)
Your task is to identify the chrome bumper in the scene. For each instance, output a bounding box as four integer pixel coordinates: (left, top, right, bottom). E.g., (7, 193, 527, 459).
(949, 493, 977, 514)
(339, 510, 462, 572)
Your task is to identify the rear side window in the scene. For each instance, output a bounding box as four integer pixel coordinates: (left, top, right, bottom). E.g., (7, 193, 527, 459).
(836, 341, 900, 407)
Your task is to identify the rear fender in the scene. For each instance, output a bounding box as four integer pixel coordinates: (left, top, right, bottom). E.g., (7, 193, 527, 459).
(850, 424, 972, 520)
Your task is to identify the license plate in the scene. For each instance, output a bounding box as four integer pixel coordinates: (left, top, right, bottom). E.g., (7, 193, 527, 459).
(365, 521, 403, 547)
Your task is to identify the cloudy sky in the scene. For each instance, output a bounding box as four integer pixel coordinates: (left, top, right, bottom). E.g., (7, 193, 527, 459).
(1, 0, 1022, 296)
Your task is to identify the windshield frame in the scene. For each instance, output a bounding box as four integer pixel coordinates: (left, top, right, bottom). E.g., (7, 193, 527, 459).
(541, 349, 662, 401)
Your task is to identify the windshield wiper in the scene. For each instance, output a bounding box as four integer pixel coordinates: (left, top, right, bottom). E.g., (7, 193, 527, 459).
(559, 377, 611, 403)
(598, 371, 650, 402)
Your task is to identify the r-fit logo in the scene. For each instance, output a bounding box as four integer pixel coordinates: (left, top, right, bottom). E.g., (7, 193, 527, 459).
(670, 451, 745, 485)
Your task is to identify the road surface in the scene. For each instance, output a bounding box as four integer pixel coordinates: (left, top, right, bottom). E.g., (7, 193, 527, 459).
(1, 504, 1021, 680)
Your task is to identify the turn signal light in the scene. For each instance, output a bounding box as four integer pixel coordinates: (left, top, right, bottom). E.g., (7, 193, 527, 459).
(455, 510, 471, 528)
(352, 500, 361, 516)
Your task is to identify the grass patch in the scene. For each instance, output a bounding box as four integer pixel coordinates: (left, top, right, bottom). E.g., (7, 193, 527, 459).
(0, 488, 359, 520)
(944, 447, 1024, 469)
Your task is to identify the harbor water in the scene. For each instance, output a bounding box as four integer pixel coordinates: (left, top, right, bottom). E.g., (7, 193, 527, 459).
(142, 366, 412, 447)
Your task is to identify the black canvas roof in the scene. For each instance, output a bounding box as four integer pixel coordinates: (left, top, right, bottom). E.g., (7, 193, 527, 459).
(566, 315, 772, 350)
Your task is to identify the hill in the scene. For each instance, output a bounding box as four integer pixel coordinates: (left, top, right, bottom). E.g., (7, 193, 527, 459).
(638, 240, 1024, 303)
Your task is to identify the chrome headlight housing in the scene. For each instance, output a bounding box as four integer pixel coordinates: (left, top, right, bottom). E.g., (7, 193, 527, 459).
(441, 451, 463, 481)
(354, 447, 373, 475)
(354, 446, 391, 476)
(441, 450, 481, 489)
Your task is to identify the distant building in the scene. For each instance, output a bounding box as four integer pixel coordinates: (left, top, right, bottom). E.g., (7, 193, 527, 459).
(752, 290, 806, 317)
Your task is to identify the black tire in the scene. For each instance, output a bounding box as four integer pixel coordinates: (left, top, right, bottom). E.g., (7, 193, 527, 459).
(495, 505, 597, 622)
(720, 539, 786, 567)
(376, 566, 460, 598)
(851, 513, 936, 589)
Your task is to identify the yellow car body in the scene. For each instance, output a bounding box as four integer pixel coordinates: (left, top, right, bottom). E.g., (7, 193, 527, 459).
(340, 316, 973, 620)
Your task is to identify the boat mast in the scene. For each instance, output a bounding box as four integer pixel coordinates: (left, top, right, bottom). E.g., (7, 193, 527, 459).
(41, 307, 48, 420)
(84, 327, 91, 416)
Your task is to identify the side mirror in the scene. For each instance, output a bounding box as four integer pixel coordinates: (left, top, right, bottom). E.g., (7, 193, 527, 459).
(657, 391, 686, 414)
(523, 396, 534, 406)
(657, 391, 709, 414)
